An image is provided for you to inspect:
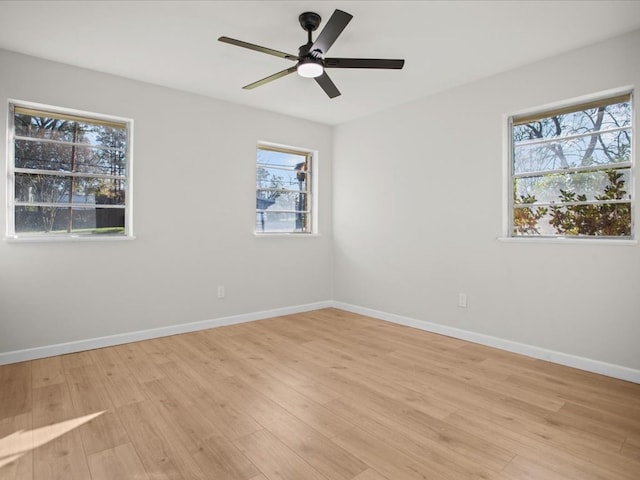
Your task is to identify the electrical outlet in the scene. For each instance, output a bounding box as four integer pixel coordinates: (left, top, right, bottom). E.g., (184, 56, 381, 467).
(458, 293, 468, 308)
(217, 286, 225, 299)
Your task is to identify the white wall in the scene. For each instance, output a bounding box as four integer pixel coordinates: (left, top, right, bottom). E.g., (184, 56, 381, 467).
(333, 30, 640, 372)
(0, 49, 333, 355)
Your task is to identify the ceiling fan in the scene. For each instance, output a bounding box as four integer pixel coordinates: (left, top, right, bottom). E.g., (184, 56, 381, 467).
(218, 9, 405, 98)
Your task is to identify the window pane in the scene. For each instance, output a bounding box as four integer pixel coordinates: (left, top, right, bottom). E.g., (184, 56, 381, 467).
(93, 178, 127, 205)
(513, 129, 631, 174)
(513, 203, 631, 237)
(15, 173, 70, 203)
(257, 190, 307, 213)
(256, 165, 307, 191)
(255, 211, 308, 233)
(15, 113, 75, 142)
(15, 206, 125, 235)
(514, 168, 631, 204)
(14, 112, 127, 149)
(15, 139, 126, 175)
(513, 101, 631, 142)
(15, 174, 126, 206)
(258, 148, 307, 169)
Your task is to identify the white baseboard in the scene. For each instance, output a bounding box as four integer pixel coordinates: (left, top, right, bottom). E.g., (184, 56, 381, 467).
(0, 301, 333, 366)
(333, 301, 640, 385)
(3, 300, 639, 385)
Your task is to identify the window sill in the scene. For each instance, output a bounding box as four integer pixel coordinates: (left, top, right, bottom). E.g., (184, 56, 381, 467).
(4, 234, 136, 243)
(254, 233, 321, 238)
(497, 236, 637, 246)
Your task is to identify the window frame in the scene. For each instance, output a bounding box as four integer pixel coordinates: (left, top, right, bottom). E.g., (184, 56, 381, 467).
(6, 100, 134, 242)
(255, 141, 316, 235)
(504, 89, 635, 242)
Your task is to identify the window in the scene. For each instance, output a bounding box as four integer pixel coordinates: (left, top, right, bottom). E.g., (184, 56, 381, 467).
(509, 92, 633, 239)
(256, 144, 313, 234)
(7, 102, 132, 239)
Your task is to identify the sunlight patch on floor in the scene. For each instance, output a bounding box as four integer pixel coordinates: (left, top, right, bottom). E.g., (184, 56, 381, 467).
(0, 411, 104, 468)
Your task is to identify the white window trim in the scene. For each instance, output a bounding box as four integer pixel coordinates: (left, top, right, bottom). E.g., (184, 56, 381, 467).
(500, 87, 636, 244)
(255, 140, 318, 236)
(5, 99, 134, 242)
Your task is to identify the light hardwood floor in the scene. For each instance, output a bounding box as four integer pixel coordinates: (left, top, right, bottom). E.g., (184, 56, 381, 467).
(1, 308, 639, 479)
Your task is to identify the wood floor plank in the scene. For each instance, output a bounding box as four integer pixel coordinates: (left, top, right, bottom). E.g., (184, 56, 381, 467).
(352, 469, 390, 480)
(112, 343, 166, 384)
(87, 442, 147, 480)
(161, 333, 237, 378)
(90, 348, 147, 408)
(325, 396, 512, 476)
(260, 409, 368, 480)
(116, 400, 191, 480)
(152, 361, 262, 441)
(505, 369, 640, 417)
(214, 345, 353, 439)
(32, 383, 92, 480)
(498, 455, 583, 480)
(332, 426, 451, 480)
(137, 337, 176, 364)
(300, 342, 459, 420)
(200, 434, 261, 480)
(0, 362, 31, 420)
(64, 365, 130, 456)
(557, 400, 640, 437)
(0, 412, 33, 479)
(544, 405, 627, 451)
(388, 348, 567, 412)
(143, 377, 260, 480)
(621, 437, 640, 461)
(220, 332, 344, 405)
(447, 407, 635, 480)
(118, 399, 209, 480)
(392, 360, 560, 421)
(188, 371, 295, 429)
(31, 356, 65, 390)
(234, 429, 327, 480)
(59, 351, 94, 371)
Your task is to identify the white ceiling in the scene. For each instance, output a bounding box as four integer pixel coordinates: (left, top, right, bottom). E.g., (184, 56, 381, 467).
(1, 1, 640, 125)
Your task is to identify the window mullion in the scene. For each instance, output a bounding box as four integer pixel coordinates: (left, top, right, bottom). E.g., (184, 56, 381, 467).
(14, 168, 126, 180)
(513, 125, 630, 147)
(514, 198, 630, 208)
(513, 162, 632, 179)
(15, 201, 126, 209)
(15, 135, 126, 153)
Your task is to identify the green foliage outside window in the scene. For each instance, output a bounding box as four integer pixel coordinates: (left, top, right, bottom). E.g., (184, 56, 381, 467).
(514, 169, 631, 236)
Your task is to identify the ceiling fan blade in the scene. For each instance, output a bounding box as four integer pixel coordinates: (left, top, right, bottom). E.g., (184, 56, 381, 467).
(243, 66, 298, 90)
(218, 36, 298, 61)
(311, 9, 353, 55)
(314, 72, 341, 98)
(325, 58, 405, 69)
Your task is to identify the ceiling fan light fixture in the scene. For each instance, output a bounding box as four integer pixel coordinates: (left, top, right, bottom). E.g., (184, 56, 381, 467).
(297, 58, 323, 78)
